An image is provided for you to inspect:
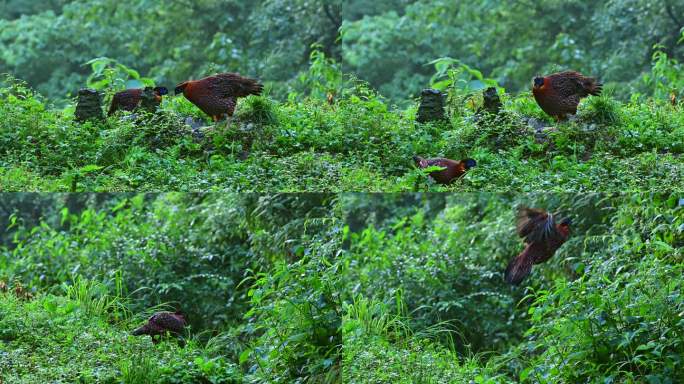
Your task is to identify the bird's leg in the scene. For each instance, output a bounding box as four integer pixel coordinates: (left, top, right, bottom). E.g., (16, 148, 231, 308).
(224, 115, 233, 132)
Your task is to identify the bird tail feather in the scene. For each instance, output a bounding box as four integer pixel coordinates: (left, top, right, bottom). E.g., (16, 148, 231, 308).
(587, 79, 602, 96)
(505, 250, 534, 285)
(131, 325, 147, 336)
(236, 77, 263, 97)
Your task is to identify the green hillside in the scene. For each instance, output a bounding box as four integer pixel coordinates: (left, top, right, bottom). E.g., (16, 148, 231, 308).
(1, 67, 682, 192)
(339, 193, 683, 383)
(0, 194, 342, 383)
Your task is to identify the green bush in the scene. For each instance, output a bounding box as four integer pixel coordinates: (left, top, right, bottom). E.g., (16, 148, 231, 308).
(0, 289, 242, 383)
(0, 194, 343, 383)
(339, 193, 684, 383)
(1, 71, 683, 192)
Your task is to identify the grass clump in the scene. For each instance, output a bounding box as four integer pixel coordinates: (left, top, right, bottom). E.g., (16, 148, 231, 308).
(0, 288, 242, 384)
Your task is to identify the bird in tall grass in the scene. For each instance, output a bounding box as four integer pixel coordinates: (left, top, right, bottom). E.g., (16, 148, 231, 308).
(175, 73, 263, 130)
(108, 87, 168, 116)
(504, 207, 571, 285)
(532, 71, 602, 121)
(413, 156, 477, 185)
(132, 311, 187, 345)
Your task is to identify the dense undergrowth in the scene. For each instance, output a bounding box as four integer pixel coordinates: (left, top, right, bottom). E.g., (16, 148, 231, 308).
(0, 194, 342, 383)
(1, 69, 682, 192)
(339, 193, 683, 383)
(0, 291, 242, 383)
(1, 193, 682, 382)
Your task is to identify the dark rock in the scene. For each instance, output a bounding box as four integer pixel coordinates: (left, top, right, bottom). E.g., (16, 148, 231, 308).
(416, 88, 446, 123)
(534, 126, 558, 145)
(527, 117, 547, 132)
(184, 116, 206, 131)
(74, 88, 104, 122)
(481, 87, 501, 115)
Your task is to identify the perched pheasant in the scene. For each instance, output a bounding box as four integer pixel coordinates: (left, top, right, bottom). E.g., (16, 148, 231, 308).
(132, 311, 187, 344)
(174, 73, 263, 129)
(532, 71, 602, 121)
(504, 207, 572, 285)
(108, 87, 168, 116)
(413, 156, 476, 185)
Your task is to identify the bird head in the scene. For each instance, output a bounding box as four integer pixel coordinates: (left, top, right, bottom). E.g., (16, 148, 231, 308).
(174, 82, 188, 95)
(412, 155, 428, 168)
(462, 158, 477, 169)
(559, 217, 572, 228)
(154, 87, 169, 96)
(533, 77, 545, 89)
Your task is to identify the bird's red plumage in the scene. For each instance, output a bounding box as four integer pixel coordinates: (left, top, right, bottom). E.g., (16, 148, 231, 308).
(176, 73, 263, 121)
(505, 207, 571, 285)
(532, 71, 602, 120)
(108, 88, 165, 116)
(413, 156, 476, 185)
(132, 311, 187, 344)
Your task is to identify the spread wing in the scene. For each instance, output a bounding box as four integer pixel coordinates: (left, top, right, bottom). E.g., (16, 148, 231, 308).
(516, 207, 560, 244)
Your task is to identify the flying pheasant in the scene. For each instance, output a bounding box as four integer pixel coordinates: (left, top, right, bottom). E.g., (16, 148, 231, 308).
(175, 73, 263, 129)
(108, 87, 168, 116)
(132, 311, 187, 344)
(532, 71, 602, 121)
(504, 207, 571, 285)
(413, 156, 476, 185)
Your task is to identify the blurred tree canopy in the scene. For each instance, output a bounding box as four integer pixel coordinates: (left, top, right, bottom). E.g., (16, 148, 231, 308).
(0, 0, 342, 99)
(1, 0, 683, 101)
(341, 0, 684, 100)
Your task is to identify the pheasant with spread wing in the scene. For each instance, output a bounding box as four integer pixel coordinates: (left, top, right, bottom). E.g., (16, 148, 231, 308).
(504, 207, 571, 285)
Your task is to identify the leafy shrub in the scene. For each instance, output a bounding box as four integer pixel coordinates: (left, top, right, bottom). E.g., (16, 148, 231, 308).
(339, 193, 684, 383)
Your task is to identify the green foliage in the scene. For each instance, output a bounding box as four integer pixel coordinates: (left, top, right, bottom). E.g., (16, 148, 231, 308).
(643, 46, 684, 100)
(343, 295, 510, 383)
(84, 57, 155, 92)
(1, 66, 682, 192)
(0, 193, 342, 383)
(517, 195, 684, 383)
(342, 0, 684, 101)
(0, 0, 341, 100)
(294, 47, 346, 101)
(428, 57, 501, 94)
(0, 291, 242, 383)
(62, 274, 129, 320)
(339, 193, 684, 383)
